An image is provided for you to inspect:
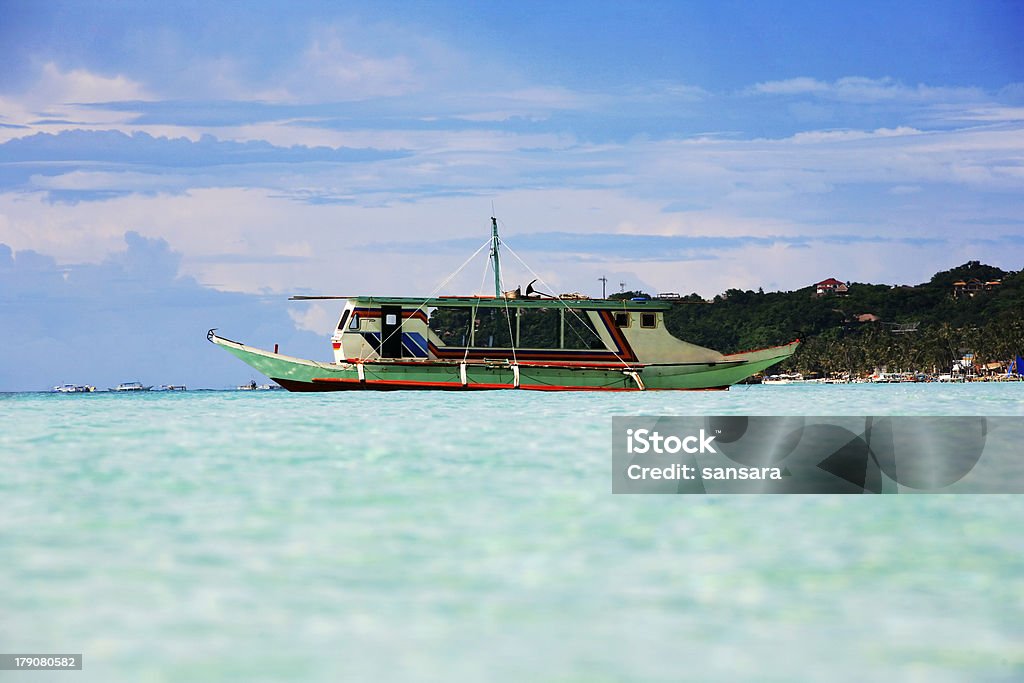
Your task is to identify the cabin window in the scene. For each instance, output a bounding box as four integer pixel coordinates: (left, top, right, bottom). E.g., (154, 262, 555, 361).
(429, 306, 603, 350)
(349, 314, 360, 330)
(429, 307, 472, 345)
(517, 308, 561, 349)
(640, 312, 657, 328)
(473, 308, 514, 347)
(563, 310, 605, 350)
(337, 310, 351, 331)
(385, 313, 398, 326)
(430, 306, 512, 347)
(614, 312, 630, 328)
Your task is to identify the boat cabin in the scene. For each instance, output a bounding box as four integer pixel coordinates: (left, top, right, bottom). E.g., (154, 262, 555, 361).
(328, 296, 721, 366)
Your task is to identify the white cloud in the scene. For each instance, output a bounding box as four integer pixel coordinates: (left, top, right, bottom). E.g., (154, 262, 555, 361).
(749, 76, 986, 104)
(931, 106, 1024, 123)
(288, 302, 337, 335)
(28, 169, 192, 192)
(0, 64, 172, 143)
(4, 115, 1022, 288)
(618, 238, 1015, 298)
(627, 123, 1024, 197)
(296, 33, 419, 100)
(786, 127, 922, 144)
(34, 62, 151, 104)
(3, 183, 1020, 306)
(750, 77, 829, 96)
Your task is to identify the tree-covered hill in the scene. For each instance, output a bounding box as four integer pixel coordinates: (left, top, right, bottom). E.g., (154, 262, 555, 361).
(657, 262, 1024, 374)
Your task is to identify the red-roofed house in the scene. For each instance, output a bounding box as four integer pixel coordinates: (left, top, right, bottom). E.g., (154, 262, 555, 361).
(815, 278, 849, 296)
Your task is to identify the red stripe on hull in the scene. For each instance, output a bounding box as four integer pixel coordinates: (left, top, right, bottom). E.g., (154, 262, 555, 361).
(285, 377, 730, 392)
(427, 348, 631, 364)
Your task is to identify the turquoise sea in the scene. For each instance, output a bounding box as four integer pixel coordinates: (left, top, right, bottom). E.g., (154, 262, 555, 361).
(2, 384, 1022, 682)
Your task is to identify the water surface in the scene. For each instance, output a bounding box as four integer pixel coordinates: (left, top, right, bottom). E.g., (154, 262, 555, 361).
(2, 385, 1022, 682)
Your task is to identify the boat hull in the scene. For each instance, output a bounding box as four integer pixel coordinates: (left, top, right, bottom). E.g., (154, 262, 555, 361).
(209, 331, 798, 392)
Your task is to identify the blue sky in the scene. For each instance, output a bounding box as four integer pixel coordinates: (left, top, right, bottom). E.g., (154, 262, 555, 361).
(1, 0, 1023, 389)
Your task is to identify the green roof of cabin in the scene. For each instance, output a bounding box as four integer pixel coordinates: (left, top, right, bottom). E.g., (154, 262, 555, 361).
(292, 295, 673, 310)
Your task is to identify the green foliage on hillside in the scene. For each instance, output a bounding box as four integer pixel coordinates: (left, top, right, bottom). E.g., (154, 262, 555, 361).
(662, 262, 1024, 374)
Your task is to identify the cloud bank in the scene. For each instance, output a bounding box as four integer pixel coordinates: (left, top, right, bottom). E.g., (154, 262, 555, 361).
(0, 233, 324, 391)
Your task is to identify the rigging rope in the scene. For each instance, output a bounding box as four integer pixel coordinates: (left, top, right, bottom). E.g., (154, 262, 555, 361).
(497, 257, 519, 368)
(498, 236, 636, 372)
(464, 246, 494, 365)
(359, 238, 493, 362)
(356, 221, 637, 390)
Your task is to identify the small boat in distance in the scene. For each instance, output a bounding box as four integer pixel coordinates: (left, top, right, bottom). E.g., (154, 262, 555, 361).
(110, 382, 152, 392)
(53, 383, 96, 393)
(209, 218, 798, 391)
(237, 380, 283, 391)
(158, 385, 188, 391)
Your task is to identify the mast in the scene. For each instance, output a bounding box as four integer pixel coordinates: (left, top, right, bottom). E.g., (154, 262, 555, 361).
(490, 216, 502, 297)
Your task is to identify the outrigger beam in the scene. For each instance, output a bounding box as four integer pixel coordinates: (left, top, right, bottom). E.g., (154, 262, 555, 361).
(289, 296, 351, 300)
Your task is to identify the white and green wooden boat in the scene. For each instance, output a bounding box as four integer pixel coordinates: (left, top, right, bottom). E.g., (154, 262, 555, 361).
(208, 219, 797, 391)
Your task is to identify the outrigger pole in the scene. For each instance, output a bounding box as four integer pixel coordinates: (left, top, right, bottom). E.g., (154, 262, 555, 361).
(490, 216, 502, 297)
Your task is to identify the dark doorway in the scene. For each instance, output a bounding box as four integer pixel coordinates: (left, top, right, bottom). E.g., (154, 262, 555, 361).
(379, 305, 404, 358)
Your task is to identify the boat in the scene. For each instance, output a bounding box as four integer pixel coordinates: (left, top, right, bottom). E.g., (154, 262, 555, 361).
(109, 381, 152, 392)
(208, 218, 798, 391)
(53, 383, 96, 393)
(762, 373, 813, 385)
(157, 385, 188, 391)
(869, 369, 903, 383)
